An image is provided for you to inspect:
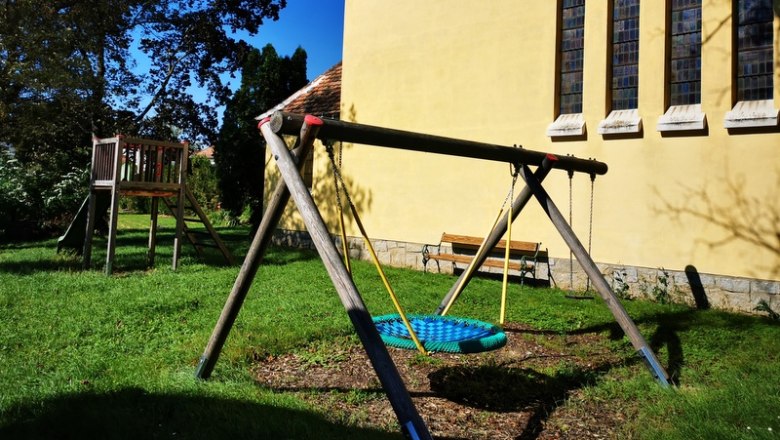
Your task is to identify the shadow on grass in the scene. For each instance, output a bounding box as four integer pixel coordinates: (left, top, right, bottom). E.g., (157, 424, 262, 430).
(0, 227, 320, 275)
(428, 363, 604, 413)
(509, 306, 780, 387)
(504, 311, 685, 386)
(84, 230, 320, 271)
(428, 359, 615, 440)
(0, 387, 402, 440)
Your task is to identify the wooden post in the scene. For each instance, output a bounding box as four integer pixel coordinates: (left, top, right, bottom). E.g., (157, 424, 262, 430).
(104, 138, 124, 275)
(519, 161, 671, 386)
(195, 116, 323, 380)
(148, 197, 159, 267)
(435, 156, 555, 315)
(259, 121, 433, 440)
(172, 145, 187, 270)
(82, 188, 97, 269)
(82, 136, 100, 269)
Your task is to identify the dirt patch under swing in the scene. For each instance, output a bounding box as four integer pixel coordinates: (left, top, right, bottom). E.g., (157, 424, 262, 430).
(252, 322, 640, 439)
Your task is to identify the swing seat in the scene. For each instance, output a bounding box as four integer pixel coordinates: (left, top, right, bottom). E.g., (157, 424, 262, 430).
(373, 314, 507, 354)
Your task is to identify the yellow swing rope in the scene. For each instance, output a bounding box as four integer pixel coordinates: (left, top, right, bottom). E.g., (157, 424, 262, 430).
(441, 164, 520, 322)
(327, 145, 428, 355)
(500, 166, 519, 325)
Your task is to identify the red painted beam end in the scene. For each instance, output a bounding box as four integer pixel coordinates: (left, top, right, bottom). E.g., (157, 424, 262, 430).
(304, 114, 324, 126)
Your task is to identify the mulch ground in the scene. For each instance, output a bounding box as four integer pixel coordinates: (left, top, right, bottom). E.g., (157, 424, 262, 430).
(252, 323, 639, 439)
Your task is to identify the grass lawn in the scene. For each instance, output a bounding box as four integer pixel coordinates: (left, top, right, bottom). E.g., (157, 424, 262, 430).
(0, 214, 778, 439)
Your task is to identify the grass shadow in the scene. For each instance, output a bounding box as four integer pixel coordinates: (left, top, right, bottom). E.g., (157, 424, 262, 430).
(0, 387, 402, 440)
(428, 360, 613, 440)
(0, 228, 322, 275)
(428, 363, 603, 412)
(548, 307, 779, 386)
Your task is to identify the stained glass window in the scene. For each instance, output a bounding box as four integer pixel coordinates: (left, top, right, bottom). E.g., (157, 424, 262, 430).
(736, 0, 774, 101)
(669, 0, 702, 105)
(559, 0, 586, 115)
(611, 0, 640, 110)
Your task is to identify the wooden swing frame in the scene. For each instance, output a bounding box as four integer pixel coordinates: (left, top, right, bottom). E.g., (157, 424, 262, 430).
(195, 112, 670, 440)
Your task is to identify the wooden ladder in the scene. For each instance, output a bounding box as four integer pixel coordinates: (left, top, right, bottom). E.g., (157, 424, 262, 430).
(163, 186, 235, 265)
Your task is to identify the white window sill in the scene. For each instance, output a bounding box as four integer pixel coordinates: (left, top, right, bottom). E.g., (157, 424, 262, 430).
(724, 99, 778, 128)
(546, 113, 585, 137)
(598, 109, 642, 134)
(657, 104, 706, 132)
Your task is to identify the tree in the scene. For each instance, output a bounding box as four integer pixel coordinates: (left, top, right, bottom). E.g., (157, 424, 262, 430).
(0, 0, 286, 237)
(1, 0, 286, 167)
(215, 44, 307, 231)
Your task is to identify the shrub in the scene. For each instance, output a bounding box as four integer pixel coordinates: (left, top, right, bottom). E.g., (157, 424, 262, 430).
(0, 148, 90, 240)
(188, 155, 220, 212)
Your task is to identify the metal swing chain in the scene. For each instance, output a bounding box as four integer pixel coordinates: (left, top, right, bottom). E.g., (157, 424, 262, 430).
(326, 142, 360, 220)
(496, 162, 519, 214)
(568, 169, 574, 290)
(509, 163, 519, 208)
(325, 144, 344, 209)
(325, 142, 353, 273)
(586, 172, 596, 292)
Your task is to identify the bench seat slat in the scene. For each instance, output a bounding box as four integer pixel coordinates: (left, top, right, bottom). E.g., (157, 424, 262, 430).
(441, 233, 540, 254)
(426, 252, 533, 271)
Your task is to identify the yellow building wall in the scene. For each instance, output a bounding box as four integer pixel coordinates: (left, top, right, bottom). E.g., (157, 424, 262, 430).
(323, 0, 780, 281)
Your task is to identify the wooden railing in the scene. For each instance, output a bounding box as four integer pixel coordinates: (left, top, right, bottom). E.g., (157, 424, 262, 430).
(91, 136, 187, 189)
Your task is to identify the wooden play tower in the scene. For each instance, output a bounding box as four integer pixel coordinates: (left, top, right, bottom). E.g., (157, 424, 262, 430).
(82, 136, 233, 275)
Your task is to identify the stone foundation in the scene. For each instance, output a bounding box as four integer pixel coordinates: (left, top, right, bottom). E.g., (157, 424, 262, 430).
(271, 229, 779, 316)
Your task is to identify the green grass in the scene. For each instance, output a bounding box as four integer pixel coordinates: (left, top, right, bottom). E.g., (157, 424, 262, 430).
(1, 214, 779, 439)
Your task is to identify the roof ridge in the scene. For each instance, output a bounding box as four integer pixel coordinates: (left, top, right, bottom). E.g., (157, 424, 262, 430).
(256, 61, 342, 120)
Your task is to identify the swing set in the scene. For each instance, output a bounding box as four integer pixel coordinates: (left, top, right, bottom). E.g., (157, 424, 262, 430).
(194, 112, 670, 440)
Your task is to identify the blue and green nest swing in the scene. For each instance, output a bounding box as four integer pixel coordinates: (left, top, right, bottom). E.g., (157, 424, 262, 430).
(372, 313, 506, 354)
(327, 143, 516, 356)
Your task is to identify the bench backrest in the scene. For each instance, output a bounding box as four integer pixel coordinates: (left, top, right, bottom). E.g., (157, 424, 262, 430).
(441, 233, 542, 256)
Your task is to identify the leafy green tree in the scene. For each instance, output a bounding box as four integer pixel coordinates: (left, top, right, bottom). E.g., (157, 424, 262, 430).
(215, 44, 307, 230)
(0, 0, 287, 237)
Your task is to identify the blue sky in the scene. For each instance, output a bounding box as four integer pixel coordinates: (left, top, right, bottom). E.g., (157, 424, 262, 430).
(243, 0, 345, 81)
(201, 0, 345, 113)
(130, 1, 344, 126)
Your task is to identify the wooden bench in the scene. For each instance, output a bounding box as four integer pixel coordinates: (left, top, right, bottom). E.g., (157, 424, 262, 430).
(422, 233, 551, 285)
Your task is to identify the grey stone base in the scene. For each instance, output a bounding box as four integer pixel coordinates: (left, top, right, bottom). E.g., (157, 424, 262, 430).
(271, 229, 779, 316)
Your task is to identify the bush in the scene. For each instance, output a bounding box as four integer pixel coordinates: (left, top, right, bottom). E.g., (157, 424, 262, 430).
(119, 195, 149, 214)
(0, 148, 89, 240)
(42, 166, 89, 229)
(0, 154, 36, 239)
(188, 155, 220, 212)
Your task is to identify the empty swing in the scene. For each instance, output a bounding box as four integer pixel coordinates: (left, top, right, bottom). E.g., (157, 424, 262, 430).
(565, 169, 597, 299)
(326, 143, 507, 354)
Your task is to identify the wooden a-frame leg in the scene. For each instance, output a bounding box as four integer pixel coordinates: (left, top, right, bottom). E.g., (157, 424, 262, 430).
(195, 117, 323, 380)
(260, 121, 433, 440)
(519, 161, 671, 386)
(105, 186, 121, 275)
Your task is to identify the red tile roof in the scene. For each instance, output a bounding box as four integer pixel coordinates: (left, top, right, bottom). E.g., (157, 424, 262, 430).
(257, 62, 341, 120)
(192, 145, 214, 159)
